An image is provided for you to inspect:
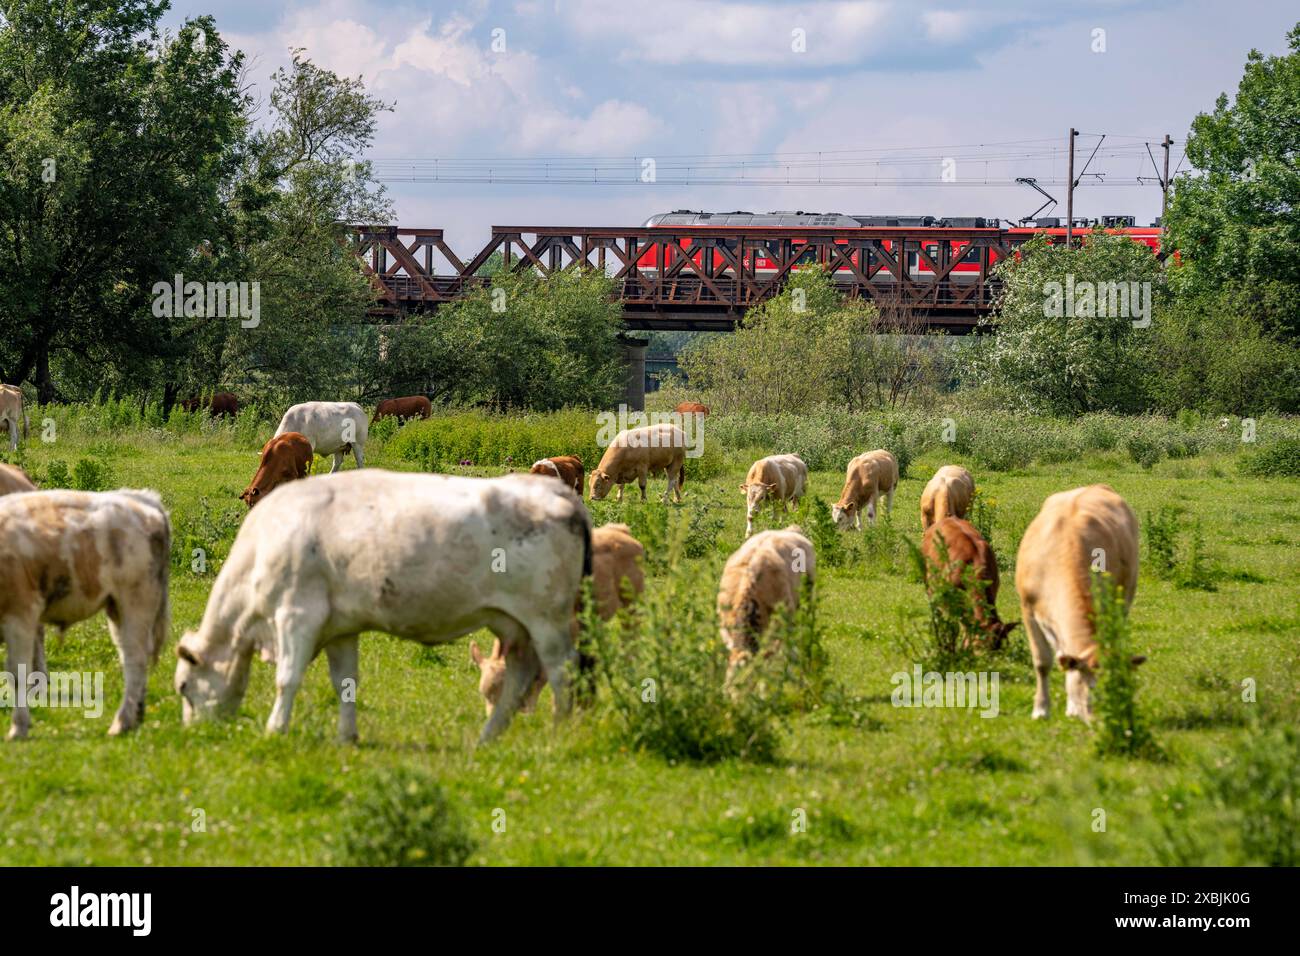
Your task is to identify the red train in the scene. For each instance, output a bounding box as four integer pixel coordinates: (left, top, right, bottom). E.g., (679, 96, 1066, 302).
(637, 210, 1163, 280)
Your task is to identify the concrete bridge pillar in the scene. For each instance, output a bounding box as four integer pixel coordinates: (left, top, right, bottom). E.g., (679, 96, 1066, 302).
(618, 333, 649, 411)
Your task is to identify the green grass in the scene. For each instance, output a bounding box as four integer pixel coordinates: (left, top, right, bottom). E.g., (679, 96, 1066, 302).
(0, 411, 1296, 866)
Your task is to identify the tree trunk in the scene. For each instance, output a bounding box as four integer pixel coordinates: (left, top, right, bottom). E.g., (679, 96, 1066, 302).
(162, 381, 181, 418)
(35, 344, 59, 404)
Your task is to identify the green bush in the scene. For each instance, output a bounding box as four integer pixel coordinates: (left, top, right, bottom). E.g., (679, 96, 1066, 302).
(1124, 433, 1163, 470)
(588, 554, 787, 764)
(43, 459, 71, 488)
(336, 767, 476, 867)
(1239, 438, 1300, 478)
(1091, 572, 1160, 760)
(71, 457, 113, 491)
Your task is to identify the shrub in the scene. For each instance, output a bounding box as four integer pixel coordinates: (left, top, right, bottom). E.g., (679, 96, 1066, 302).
(336, 767, 476, 867)
(71, 457, 113, 491)
(43, 459, 71, 488)
(1239, 438, 1300, 478)
(1124, 433, 1163, 469)
(588, 554, 787, 764)
(1091, 572, 1160, 760)
(800, 497, 845, 569)
(1144, 506, 1180, 578)
(899, 536, 981, 671)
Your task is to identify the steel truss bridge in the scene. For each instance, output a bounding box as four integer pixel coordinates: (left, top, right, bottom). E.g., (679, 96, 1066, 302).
(349, 224, 1033, 332)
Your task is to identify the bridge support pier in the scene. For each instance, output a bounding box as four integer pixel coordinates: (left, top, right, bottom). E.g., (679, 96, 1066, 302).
(618, 333, 649, 412)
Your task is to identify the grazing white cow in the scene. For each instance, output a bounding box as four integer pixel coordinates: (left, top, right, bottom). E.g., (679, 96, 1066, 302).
(1015, 484, 1139, 722)
(273, 401, 367, 472)
(717, 526, 815, 685)
(920, 465, 975, 530)
(740, 454, 808, 537)
(832, 449, 898, 530)
(0, 489, 171, 739)
(174, 470, 591, 744)
(0, 384, 28, 452)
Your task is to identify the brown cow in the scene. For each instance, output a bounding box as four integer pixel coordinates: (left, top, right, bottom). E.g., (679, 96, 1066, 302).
(1015, 484, 1140, 722)
(921, 517, 1016, 650)
(471, 522, 645, 715)
(674, 401, 710, 416)
(181, 392, 239, 418)
(240, 432, 314, 508)
(530, 455, 584, 495)
(0, 463, 36, 496)
(373, 395, 432, 424)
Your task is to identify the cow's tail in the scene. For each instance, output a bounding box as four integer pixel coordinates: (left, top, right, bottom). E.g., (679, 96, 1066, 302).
(580, 508, 593, 578)
(678, 459, 686, 491)
(22, 400, 29, 438)
(151, 563, 172, 663)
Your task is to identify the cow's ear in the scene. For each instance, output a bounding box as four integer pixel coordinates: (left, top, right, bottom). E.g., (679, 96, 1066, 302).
(470, 641, 483, 667)
(766, 483, 778, 493)
(738, 484, 747, 493)
(176, 644, 202, 666)
(1130, 654, 1147, 667)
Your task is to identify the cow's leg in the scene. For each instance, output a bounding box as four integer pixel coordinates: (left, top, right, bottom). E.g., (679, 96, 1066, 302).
(615, 483, 624, 502)
(531, 619, 579, 721)
(31, 626, 47, 684)
(330, 451, 344, 473)
(638, 470, 648, 502)
(106, 609, 150, 735)
(1025, 615, 1054, 719)
(266, 601, 326, 735)
(325, 635, 360, 743)
(670, 464, 683, 503)
(885, 487, 895, 516)
(352, 443, 365, 469)
(3, 619, 37, 740)
(6, 418, 16, 452)
(745, 504, 755, 537)
(478, 619, 542, 744)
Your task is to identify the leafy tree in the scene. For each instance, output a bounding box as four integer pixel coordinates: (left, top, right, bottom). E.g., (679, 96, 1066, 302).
(959, 233, 1164, 414)
(0, 2, 248, 400)
(1164, 21, 1300, 336)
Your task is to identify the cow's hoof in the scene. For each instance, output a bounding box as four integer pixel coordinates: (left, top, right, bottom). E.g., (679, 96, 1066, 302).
(1031, 708, 1048, 720)
(6, 726, 29, 741)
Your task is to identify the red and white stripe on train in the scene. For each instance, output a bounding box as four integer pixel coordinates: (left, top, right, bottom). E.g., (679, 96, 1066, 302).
(636, 210, 1163, 278)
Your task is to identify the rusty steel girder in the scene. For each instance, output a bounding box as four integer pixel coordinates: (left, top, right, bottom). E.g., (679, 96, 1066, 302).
(348, 224, 1025, 332)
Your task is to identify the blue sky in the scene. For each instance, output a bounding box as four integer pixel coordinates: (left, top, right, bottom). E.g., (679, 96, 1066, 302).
(164, 0, 1297, 253)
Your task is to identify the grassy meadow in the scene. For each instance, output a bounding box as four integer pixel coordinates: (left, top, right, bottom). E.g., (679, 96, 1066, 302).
(0, 402, 1297, 866)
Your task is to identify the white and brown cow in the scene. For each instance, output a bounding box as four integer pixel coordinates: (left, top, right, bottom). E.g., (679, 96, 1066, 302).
(717, 526, 815, 686)
(175, 470, 591, 744)
(1015, 484, 1139, 722)
(0, 489, 171, 739)
(530, 455, 584, 495)
(589, 423, 687, 503)
(273, 401, 367, 473)
(920, 464, 975, 530)
(740, 454, 808, 537)
(832, 449, 898, 530)
(471, 522, 645, 716)
(0, 384, 28, 452)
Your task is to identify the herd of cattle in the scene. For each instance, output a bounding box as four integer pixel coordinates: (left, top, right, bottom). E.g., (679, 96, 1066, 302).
(0, 391, 1139, 743)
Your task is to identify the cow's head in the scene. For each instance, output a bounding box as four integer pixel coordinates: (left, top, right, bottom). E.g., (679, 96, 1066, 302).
(740, 481, 778, 510)
(239, 463, 299, 508)
(986, 618, 1020, 651)
(470, 639, 541, 717)
(831, 501, 857, 530)
(174, 629, 253, 724)
(589, 469, 615, 500)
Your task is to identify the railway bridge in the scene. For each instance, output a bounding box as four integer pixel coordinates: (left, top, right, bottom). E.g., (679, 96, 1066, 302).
(348, 222, 1028, 407)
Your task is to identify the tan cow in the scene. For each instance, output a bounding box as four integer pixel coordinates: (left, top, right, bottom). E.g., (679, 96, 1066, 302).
(0, 489, 171, 739)
(674, 401, 710, 416)
(240, 432, 314, 508)
(740, 453, 808, 537)
(921, 465, 975, 530)
(530, 455, 584, 495)
(1015, 484, 1139, 722)
(717, 526, 815, 685)
(921, 517, 1016, 650)
(589, 423, 687, 503)
(471, 522, 645, 715)
(0, 463, 36, 496)
(0, 384, 28, 451)
(832, 449, 898, 530)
